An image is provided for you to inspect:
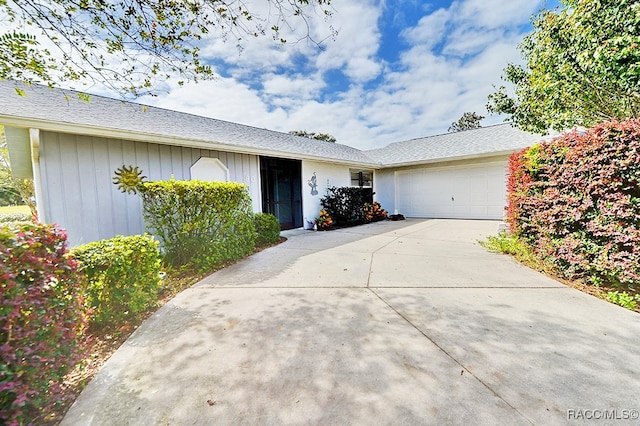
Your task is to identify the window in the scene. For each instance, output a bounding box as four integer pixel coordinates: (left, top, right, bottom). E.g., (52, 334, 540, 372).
(350, 169, 373, 188)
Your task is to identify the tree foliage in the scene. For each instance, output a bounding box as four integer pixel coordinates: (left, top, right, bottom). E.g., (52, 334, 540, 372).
(0, 127, 36, 212)
(448, 112, 484, 132)
(0, 144, 22, 206)
(487, 0, 640, 133)
(1, 0, 334, 96)
(289, 130, 337, 142)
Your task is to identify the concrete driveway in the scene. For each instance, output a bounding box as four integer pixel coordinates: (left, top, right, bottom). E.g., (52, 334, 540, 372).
(62, 219, 640, 425)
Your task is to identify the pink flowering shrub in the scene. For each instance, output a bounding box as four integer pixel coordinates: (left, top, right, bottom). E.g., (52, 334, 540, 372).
(505, 118, 640, 286)
(0, 222, 88, 425)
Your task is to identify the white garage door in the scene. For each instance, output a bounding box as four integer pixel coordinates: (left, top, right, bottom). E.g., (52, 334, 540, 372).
(397, 162, 507, 220)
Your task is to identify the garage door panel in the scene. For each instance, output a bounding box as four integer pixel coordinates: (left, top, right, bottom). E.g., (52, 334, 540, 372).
(397, 162, 506, 220)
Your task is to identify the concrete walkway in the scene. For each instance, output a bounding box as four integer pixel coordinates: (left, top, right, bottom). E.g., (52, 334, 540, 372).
(62, 219, 640, 425)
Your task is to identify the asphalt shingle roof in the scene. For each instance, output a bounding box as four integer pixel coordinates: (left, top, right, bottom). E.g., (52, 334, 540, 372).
(0, 81, 374, 166)
(1, 80, 549, 168)
(365, 124, 547, 167)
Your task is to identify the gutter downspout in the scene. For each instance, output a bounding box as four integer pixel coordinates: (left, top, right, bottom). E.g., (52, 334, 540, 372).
(29, 129, 46, 223)
(393, 170, 399, 215)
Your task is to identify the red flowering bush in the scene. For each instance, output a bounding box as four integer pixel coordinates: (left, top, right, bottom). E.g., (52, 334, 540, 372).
(0, 222, 88, 425)
(506, 118, 640, 286)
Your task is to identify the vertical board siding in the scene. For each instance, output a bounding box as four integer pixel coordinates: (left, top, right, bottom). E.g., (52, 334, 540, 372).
(158, 145, 173, 179)
(75, 134, 101, 243)
(120, 141, 143, 236)
(39, 131, 261, 246)
(39, 133, 65, 229)
(106, 138, 129, 237)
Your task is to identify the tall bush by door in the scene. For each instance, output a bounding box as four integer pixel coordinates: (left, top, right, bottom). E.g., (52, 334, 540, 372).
(505, 118, 640, 287)
(253, 213, 280, 247)
(320, 186, 369, 226)
(319, 186, 387, 227)
(138, 179, 256, 271)
(70, 234, 162, 326)
(0, 222, 88, 425)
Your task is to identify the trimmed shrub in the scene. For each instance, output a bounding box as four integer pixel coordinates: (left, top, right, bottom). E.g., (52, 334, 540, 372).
(0, 222, 87, 425)
(254, 213, 280, 247)
(0, 213, 31, 223)
(361, 201, 388, 223)
(319, 186, 388, 227)
(320, 186, 370, 226)
(70, 235, 162, 326)
(506, 118, 640, 286)
(138, 179, 255, 271)
(314, 209, 334, 230)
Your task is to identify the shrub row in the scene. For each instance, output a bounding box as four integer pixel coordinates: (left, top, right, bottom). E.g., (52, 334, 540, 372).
(506, 118, 640, 286)
(0, 213, 31, 223)
(138, 179, 256, 271)
(0, 222, 87, 425)
(319, 186, 387, 227)
(70, 235, 162, 326)
(1, 176, 280, 423)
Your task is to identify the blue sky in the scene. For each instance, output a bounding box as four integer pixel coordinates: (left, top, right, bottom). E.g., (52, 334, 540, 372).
(134, 0, 561, 150)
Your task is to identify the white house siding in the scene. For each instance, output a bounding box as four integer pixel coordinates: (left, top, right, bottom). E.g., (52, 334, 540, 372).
(301, 160, 352, 229)
(373, 170, 395, 215)
(38, 131, 261, 246)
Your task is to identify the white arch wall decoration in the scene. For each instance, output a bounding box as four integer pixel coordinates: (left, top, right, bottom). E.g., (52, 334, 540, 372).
(190, 157, 229, 182)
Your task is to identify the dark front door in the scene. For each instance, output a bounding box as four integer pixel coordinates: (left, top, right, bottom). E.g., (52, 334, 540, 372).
(260, 157, 303, 230)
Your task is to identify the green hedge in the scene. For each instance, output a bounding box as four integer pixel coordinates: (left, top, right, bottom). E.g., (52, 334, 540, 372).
(70, 234, 162, 326)
(254, 213, 280, 247)
(0, 213, 31, 223)
(138, 179, 255, 271)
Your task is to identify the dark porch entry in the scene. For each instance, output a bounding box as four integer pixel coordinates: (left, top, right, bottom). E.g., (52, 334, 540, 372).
(260, 157, 303, 230)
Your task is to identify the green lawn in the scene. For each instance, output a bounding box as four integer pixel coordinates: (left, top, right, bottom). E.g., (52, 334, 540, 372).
(0, 205, 30, 215)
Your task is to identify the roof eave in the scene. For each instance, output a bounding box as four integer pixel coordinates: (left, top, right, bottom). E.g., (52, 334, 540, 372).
(378, 150, 518, 169)
(0, 115, 379, 168)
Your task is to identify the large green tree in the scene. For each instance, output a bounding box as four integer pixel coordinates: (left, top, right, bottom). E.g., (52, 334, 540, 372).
(289, 130, 336, 142)
(487, 0, 640, 133)
(448, 112, 484, 132)
(0, 143, 22, 206)
(1, 0, 333, 96)
(0, 126, 36, 211)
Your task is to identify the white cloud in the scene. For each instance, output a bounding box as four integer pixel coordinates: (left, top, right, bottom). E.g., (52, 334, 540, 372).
(262, 74, 326, 100)
(132, 0, 552, 150)
(139, 78, 287, 129)
(443, 27, 507, 57)
(454, 0, 543, 29)
(401, 8, 450, 46)
(313, 0, 383, 81)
